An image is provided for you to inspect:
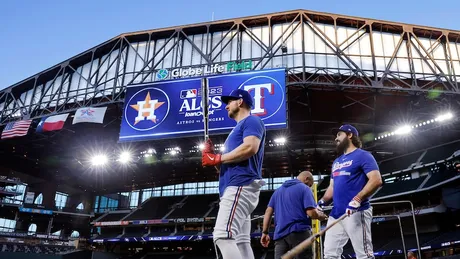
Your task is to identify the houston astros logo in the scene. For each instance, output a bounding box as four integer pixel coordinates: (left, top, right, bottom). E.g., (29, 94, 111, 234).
(125, 87, 170, 131)
(130, 92, 165, 124)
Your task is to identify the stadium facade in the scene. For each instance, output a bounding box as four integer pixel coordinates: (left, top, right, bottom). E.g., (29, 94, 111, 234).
(0, 9, 459, 259)
(1, 9, 459, 190)
(1, 9, 460, 124)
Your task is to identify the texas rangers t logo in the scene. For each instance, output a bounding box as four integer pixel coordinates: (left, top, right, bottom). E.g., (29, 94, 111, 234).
(238, 75, 284, 119)
(244, 83, 273, 116)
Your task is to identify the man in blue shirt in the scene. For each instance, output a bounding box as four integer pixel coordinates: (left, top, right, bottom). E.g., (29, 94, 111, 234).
(317, 125, 383, 259)
(260, 171, 328, 259)
(201, 89, 266, 259)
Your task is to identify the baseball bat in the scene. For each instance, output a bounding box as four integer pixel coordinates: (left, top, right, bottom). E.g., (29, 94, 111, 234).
(201, 77, 209, 141)
(281, 214, 347, 259)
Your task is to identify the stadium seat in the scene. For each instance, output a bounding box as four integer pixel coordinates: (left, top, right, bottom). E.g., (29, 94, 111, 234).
(252, 191, 273, 216)
(98, 212, 129, 222)
(420, 143, 460, 164)
(126, 196, 186, 220)
(423, 167, 459, 188)
(168, 195, 219, 218)
(122, 226, 149, 237)
(373, 176, 427, 198)
(378, 151, 424, 174)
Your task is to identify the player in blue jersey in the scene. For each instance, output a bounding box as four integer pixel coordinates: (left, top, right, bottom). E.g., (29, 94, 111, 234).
(260, 171, 328, 259)
(201, 89, 266, 259)
(317, 124, 383, 259)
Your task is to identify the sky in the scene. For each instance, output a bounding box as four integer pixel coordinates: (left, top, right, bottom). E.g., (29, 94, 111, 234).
(1, 0, 459, 89)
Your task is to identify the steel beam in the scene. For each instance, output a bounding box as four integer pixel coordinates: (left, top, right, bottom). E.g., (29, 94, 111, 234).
(303, 13, 373, 87)
(208, 23, 238, 61)
(444, 36, 457, 86)
(253, 13, 302, 70)
(2, 9, 460, 125)
(240, 23, 269, 52)
(127, 31, 178, 85)
(410, 32, 456, 90)
(88, 38, 123, 83)
(342, 95, 374, 111)
(181, 30, 212, 64)
(378, 32, 405, 85)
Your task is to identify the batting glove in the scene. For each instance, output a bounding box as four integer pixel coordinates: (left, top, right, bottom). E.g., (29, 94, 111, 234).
(346, 196, 361, 216)
(317, 199, 326, 211)
(203, 138, 215, 153)
(202, 152, 222, 167)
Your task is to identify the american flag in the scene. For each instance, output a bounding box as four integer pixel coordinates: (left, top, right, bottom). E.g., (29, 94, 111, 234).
(1, 120, 32, 139)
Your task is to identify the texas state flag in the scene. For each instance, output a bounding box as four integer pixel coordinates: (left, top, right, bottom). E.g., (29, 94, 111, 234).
(36, 113, 69, 133)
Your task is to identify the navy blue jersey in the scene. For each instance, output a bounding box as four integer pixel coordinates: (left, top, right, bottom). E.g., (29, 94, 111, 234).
(268, 179, 316, 240)
(219, 115, 266, 197)
(330, 148, 379, 219)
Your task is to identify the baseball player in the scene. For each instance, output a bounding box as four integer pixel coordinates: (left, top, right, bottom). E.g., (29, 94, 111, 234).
(317, 124, 383, 259)
(201, 89, 266, 259)
(407, 251, 417, 259)
(260, 171, 328, 259)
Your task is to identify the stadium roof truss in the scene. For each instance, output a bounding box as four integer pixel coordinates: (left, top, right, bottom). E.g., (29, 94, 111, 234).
(1, 9, 460, 125)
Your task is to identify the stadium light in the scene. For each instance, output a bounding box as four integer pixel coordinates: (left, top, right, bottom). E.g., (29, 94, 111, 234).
(118, 152, 132, 164)
(212, 143, 224, 150)
(374, 111, 455, 141)
(139, 148, 156, 158)
(198, 144, 205, 150)
(274, 137, 286, 144)
(394, 125, 412, 135)
(435, 112, 453, 122)
(91, 154, 108, 167)
(167, 147, 181, 156)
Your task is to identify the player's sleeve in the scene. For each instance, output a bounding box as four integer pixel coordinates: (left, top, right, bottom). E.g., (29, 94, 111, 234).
(242, 116, 265, 140)
(303, 187, 316, 210)
(361, 151, 380, 174)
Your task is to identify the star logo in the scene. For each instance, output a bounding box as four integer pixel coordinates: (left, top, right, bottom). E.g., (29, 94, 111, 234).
(81, 108, 95, 117)
(129, 92, 165, 125)
(124, 87, 170, 132)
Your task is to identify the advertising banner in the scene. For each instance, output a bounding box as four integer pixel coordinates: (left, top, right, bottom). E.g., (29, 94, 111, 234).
(24, 192, 35, 204)
(93, 221, 129, 227)
(131, 219, 170, 225)
(19, 207, 53, 215)
(119, 68, 287, 142)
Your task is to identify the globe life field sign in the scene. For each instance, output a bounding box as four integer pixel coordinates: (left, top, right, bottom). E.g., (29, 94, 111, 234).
(167, 60, 253, 79)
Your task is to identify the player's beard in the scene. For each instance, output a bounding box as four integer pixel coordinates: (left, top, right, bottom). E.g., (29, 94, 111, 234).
(336, 137, 350, 155)
(228, 106, 239, 119)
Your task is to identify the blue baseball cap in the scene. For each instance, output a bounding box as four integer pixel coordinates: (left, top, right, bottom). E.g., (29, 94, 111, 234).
(220, 89, 254, 108)
(333, 124, 359, 137)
